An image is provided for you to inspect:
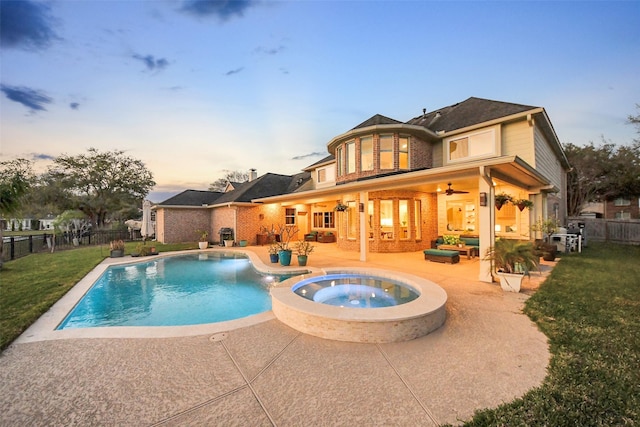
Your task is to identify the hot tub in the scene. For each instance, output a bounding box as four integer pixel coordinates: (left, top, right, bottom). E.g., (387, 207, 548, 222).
(271, 267, 447, 343)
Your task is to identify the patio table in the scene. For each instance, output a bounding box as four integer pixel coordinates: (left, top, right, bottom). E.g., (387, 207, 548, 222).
(438, 244, 476, 260)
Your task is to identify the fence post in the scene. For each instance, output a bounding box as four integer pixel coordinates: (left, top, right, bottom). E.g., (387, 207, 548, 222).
(10, 237, 15, 260)
(29, 235, 33, 254)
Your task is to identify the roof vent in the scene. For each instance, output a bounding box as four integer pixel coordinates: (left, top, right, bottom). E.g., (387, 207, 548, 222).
(296, 178, 303, 186)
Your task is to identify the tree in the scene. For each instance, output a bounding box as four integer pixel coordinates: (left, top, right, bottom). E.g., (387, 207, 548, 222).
(46, 148, 155, 227)
(564, 106, 640, 216)
(0, 159, 34, 268)
(208, 170, 249, 192)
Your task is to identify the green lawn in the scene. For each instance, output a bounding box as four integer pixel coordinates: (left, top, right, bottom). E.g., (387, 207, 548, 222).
(460, 242, 640, 426)
(0, 241, 195, 350)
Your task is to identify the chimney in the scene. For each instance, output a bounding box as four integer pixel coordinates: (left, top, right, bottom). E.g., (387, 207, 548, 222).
(249, 168, 257, 182)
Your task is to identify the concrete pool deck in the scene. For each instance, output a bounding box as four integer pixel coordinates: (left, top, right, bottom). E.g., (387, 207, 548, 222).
(0, 243, 554, 426)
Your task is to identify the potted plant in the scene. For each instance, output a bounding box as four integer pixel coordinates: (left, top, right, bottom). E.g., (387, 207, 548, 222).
(109, 240, 125, 257)
(531, 217, 559, 261)
(514, 198, 534, 211)
(484, 239, 539, 292)
(268, 243, 280, 263)
(294, 240, 315, 266)
(494, 193, 513, 210)
(275, 224, 299, 266)
(197, 230, 209, 250)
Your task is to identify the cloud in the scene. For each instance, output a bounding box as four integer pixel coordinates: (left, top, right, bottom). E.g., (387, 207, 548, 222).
(70, 102, 80, 110)
(254, 45, 285, 56)
(0, 84, 53, 113)
(179, 0, 257, 21)
(31, 153, 55, 161)
(0, 0, 59, 51)
(225, 67, 244, 76)
(291, 152, 326, 161)
(132, 53, 170, 72)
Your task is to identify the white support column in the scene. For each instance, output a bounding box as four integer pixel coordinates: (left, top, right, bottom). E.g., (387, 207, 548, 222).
(478, 171, 494, 283)
(359, 191, 368, 262)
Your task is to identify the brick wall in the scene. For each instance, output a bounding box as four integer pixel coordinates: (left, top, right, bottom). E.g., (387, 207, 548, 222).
(157, 208, 211, 243)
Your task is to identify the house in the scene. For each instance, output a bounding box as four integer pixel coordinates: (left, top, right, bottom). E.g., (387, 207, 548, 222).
(604, 196, 640, 220)
(155, 97, 570, 282)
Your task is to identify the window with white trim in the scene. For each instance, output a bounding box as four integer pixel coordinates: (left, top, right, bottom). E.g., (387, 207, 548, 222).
(380, 135, 393, 169)
(285, 208, 296, 225)
(447, 129, 496, 163)
(346, 140, 356, 174)
(399, 136, 409, 169)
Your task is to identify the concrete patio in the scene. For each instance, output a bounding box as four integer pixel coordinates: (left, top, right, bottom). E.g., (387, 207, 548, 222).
(0, 243, 554, 426)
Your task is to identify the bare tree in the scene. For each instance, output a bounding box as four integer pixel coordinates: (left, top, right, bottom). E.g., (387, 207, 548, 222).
(208, 170, 249, 192)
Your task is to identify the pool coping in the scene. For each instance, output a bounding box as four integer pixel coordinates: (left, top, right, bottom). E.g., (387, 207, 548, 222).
(14, 248, 312, 344)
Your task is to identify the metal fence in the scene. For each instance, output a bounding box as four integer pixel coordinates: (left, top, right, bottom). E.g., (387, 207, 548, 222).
(1, 230, 136, 262)
(568, 217, 640, 245)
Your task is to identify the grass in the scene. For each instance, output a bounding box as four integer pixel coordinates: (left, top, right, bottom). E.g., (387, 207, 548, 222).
(459, 242, 640, 426)
(0, 241, 195, 350)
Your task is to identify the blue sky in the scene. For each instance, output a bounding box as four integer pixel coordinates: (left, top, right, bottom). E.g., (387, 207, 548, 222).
(1, 0, 639, 202)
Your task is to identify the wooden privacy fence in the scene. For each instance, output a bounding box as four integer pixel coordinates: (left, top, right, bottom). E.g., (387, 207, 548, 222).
(568, 217, 640, 245)
(1, 230, 135, 262)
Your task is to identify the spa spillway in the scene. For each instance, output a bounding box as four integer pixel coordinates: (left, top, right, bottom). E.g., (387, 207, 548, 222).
(271, 268, 447, 343)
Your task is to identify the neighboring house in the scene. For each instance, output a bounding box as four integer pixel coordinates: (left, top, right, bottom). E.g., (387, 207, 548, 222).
(155, 97, 570, 282)
(604, 196, 640, 220)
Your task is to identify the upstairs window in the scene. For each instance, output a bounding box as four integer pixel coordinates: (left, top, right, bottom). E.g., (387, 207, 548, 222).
(380, 135, 393, 169)
(346, 140, 356, 174)
(614, 198, 631, 206)
(336, 146, 343, 176)
(447, 129, 495, 163)
(317, 168, 326, 183)
(399, 136, 409, 169)
(361, 136, 373, 171)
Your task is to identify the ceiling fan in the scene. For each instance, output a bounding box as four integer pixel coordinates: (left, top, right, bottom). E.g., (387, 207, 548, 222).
(445, 182, 469, 196)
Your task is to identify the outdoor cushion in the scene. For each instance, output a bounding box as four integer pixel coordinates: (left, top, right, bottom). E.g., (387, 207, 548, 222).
(423, 249, 460, 264)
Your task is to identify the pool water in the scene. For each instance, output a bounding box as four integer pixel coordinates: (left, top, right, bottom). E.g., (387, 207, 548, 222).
(293, 274, 419, 308)
(57, 253, 288, 329)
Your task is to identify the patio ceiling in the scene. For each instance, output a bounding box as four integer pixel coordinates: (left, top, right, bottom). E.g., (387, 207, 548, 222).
(253, 155, 551, 206)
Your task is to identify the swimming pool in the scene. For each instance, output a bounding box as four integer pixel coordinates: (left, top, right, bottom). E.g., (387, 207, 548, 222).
(57, 252, 289, 329)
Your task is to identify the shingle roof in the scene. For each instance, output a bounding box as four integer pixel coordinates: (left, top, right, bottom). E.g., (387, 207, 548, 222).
(213, 172, 312, 204)
(406, 97, 538, 133)
(351, 114, 402, 130)
(157, 190, 223, 206)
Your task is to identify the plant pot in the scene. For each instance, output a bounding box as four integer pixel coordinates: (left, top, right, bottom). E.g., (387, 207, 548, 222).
(297, 255, 308, 266)
(239, 240, 247, 247)
(269, 253, 279, 263)
(224, 240, 234, 247)
(198, 241, 208, 250)
(496, 271, 524, 292)
(278, 249, 292, 266)
(110, 249, 124, 258)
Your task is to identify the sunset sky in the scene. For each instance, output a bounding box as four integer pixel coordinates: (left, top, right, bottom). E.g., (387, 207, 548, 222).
(1, 0, 639, 202)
